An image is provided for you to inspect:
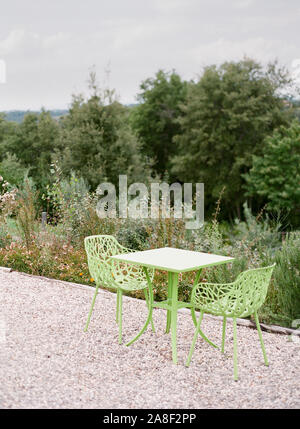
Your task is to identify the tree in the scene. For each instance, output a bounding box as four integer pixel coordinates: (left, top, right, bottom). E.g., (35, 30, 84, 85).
(55, 72, 152, 189)
(131, 69, 188, 177)
(171, 58, 296, 218)
(0, 114, 18, 161)
(244, 120, 300, 213)
(4, 110, 60, 188)
(0, 153, 28, 186)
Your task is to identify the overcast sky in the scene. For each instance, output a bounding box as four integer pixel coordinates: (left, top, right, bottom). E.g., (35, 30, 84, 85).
(0, 0, 299, 110)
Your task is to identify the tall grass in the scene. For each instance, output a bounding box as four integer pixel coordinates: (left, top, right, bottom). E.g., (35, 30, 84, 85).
(15, 179, 40, 249)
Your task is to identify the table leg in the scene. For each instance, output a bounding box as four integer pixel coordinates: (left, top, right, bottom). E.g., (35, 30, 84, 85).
(144, 287, 155, 333)
(191, 269, 202, 327)
(165, 271, 173, 333)
(171, 272, 179, 364)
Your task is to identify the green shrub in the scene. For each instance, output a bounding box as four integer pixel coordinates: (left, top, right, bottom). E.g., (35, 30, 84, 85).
(116, 220, 150, 250)
(260, 231, 300, 326)
(0, 224, 11, 248)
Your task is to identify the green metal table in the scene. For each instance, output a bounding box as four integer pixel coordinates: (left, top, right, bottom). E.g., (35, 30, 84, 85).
(111, 247, 234, 364)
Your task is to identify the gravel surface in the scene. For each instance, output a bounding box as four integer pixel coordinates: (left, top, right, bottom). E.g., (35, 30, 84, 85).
(0, 270, 299, 409)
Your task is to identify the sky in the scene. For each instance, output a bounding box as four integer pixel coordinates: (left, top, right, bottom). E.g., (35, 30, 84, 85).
(0, 0, 300, 110)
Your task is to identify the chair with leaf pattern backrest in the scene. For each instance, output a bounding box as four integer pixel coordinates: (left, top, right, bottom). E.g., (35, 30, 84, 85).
(186, 264, 275, 380)
(84, 235, 155, 344)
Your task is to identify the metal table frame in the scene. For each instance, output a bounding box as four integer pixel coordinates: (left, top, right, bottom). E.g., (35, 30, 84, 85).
(111, 247, 234, 364)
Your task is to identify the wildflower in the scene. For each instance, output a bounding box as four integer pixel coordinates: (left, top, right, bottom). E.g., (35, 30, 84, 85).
(90, 278, 94, 282)
(79, 272, 83, 276)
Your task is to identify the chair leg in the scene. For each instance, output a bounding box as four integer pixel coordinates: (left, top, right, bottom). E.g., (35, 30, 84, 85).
(84, 284, 99, 332)
(190, 308, 197, 327)
(118, 289, 123, 344)
(197, 314, 219, 350)
(190, 269, 202, 328)
(126, 293, 153, 347)
(186, 311, 204, 367)
(221, 317, 227, 353)
(254, 311, 269, 366)
(170, 272, 180, 364)
(189, 310, 219, 350)
(233, 318, 238, 381)
(116, 289, 119, 324)
(165, 272, 173, 333)
(144, 288, 155, 333)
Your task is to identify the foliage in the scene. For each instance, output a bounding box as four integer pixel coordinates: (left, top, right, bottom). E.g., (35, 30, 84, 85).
(0, 176, 18, 220)
(0, 115, 18, 161)
(0, 239, 92, 284)
(3, 110, 60, 189)
(116, 219, 150, 251)
(55, 72, 152, 189)
(131, 69, 188, 177)
(171, 58, 295, 219)
(44, 165, 118, 245)
(0, 153, 29, 186)
(232, 202, 283, 253)
(15, 178, 40, 250)
(0, 223, 12, 248)
(261, 232, 300, 325)
(244, 120, 300, 213)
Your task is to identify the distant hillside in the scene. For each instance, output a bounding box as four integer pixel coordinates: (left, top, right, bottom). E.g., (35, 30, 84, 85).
(1, 105, 139, 123)
(2, 109, 68, 123)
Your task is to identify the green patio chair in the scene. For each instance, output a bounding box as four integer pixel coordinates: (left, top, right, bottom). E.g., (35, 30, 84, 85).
(186, 264, 275, 380)
(84, 235, 155, 344)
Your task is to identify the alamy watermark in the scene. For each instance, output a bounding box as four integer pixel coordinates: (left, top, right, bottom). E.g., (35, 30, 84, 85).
(0, 60, 6, 84)
(96, 175, 204, 229)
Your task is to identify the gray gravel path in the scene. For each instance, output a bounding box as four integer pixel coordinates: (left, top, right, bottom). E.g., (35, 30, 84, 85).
(0, 270, 299, 409)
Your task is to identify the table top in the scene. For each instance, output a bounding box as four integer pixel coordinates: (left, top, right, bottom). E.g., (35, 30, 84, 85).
(110, 247, 234, 273)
